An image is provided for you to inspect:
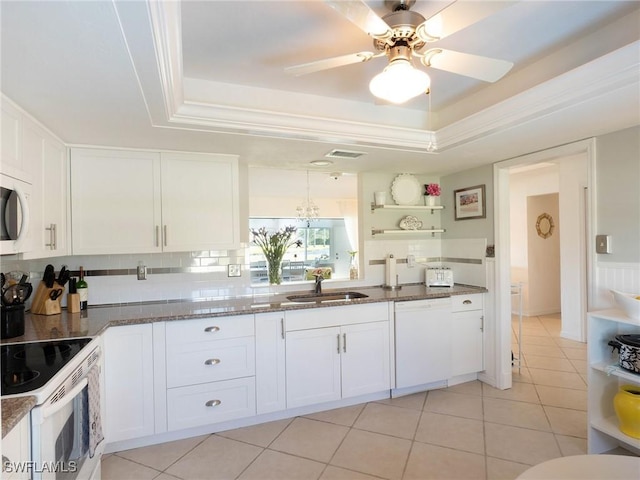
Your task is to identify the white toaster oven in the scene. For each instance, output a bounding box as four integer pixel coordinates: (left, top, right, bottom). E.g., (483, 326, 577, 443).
(426, 267, 454, 287)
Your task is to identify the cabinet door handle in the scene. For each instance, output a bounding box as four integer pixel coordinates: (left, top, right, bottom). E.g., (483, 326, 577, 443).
(337, 334, 341, 354)
(45, 223, 57, 250)
(280, 318, 285, 339)
(463, 299, 472, 305)
(163, 225, 168, 246)
(155, 225, 160, 247)
(205, 399, 221, 407)
(204, 358, 221, 366)
(204, 326, 220, 333)
(343, 333, 347, 353)
(480, 315, 484, 332)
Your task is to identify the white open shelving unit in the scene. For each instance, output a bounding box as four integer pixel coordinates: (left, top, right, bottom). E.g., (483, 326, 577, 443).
(587, 308, 640, 455)
(370, 203, 445, 237)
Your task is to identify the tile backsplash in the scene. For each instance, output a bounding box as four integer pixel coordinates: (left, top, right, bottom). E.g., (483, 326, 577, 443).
(1, 237, 489, 307)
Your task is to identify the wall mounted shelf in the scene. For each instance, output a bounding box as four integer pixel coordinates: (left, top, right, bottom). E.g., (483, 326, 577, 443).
(371, 228, 445, 237)
(371, 204, 444, 214)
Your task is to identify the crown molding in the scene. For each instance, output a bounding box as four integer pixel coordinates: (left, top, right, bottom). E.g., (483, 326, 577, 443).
(436, 42, 640, 151)
(140, 1, 638, 155)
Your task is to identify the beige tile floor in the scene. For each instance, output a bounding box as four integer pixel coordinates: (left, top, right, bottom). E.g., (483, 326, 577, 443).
(102, 313, 592, 480)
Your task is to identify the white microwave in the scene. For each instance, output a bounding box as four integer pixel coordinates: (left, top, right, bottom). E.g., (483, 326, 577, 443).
(0, 173, 31, 255)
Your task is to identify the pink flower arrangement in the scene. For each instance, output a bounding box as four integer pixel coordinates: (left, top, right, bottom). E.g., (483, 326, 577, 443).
(424, 183, 441, 196)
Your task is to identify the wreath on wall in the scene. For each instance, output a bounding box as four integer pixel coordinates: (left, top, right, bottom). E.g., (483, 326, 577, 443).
(536, 213, 555, 239)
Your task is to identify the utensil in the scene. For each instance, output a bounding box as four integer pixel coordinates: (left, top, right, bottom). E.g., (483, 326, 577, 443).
(43, 264, 55, 288)
(56, 266, 70, 287)
(2, 283, 33, 305)
(49, 289, 63, 301)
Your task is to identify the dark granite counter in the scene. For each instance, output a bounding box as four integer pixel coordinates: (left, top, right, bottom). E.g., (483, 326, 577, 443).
(1, 283, 486, 434)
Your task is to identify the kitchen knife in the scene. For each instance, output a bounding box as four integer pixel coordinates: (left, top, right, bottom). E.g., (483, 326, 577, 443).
(43, 264, 55, 288)
(56, 266, 70, 287)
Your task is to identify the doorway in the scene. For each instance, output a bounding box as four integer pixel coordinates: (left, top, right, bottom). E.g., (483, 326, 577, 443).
(493, 139, 596, 390)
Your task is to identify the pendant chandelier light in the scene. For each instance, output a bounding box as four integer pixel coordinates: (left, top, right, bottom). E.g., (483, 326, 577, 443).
(296, 171, 320, 227)
(369, 45, 430, 104)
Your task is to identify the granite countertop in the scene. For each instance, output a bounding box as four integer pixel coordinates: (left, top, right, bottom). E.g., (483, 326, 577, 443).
(2, 396, 36, 438)
(1, 283, 486, 345)
(1, 283, 486, 436)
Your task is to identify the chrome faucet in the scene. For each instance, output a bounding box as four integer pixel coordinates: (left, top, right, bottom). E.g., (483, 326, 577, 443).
(314, 275, 324, 294)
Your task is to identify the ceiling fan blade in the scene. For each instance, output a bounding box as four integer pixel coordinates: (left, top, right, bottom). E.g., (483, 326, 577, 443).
(421, 49, 513, 83)
(416, 1, 517, 42)
(285, 51, 379, 76)
(324, 0, 394, 42)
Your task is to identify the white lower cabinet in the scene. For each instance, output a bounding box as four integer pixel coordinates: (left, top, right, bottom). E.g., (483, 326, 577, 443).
(165, 315, 256, 431)
(450, 294, 484, 377)
(255, 312, 287, 414)
(285, 303, 391, 409)
(2, 414, 30, 480)
(167, 377, 256, 431)
(104, 324, 155, 443)
(286, 326, 342, 407)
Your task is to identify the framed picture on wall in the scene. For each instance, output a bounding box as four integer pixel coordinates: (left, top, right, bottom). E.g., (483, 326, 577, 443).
(454, 184, 486, 220)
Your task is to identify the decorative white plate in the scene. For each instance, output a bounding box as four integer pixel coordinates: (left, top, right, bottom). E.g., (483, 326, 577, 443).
(391, 173, 422, 205)
(399, 215, 423, 230)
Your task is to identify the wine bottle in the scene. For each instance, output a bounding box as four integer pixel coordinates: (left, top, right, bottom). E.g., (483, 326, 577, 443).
(77, 266, 88, 310)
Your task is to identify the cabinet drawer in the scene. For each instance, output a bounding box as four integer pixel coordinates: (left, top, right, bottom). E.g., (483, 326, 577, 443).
(167, 377, 256, 431)
(167, 336, 255, 388)
(451, 294, 483, 312)
(166, 314, 254, 344)
(285, 302, 389, 331)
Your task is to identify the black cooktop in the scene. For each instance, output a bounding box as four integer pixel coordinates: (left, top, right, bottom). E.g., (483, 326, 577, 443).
(1, 338, 92, 396)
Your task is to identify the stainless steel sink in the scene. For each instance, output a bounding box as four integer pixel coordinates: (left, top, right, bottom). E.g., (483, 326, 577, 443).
(286, 291, 369, 303)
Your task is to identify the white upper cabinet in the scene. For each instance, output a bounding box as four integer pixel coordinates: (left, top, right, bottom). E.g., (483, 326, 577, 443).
(1, 98, 29, 182)
(22, 119, 69, 259)
(70, 148, 240, 254)
(160, 152, 239, 252)
(71, 148, 161, 254)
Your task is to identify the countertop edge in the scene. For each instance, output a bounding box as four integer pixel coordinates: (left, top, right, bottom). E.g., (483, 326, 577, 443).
(2, 396, 36, 438)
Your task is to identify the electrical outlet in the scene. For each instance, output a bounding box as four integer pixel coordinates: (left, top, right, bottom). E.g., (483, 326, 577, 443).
(228, 264, 241, 277)
(137, 264, 147, 280)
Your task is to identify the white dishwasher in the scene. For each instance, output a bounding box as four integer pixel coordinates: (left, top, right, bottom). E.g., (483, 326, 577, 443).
(395, 298, 452, 389)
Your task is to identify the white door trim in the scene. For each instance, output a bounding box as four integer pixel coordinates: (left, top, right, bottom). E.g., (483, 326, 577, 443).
(493, 138, 596, 389)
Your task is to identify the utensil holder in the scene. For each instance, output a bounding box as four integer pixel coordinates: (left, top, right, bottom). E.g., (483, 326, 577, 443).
(31, 281, 64, 315)
(1, 304, 25, 339)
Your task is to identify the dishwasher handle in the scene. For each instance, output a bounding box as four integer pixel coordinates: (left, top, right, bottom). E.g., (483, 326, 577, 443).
(395, 298, 451, 312)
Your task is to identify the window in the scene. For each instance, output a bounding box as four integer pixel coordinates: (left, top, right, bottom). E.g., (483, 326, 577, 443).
(249, 218, 350, 283)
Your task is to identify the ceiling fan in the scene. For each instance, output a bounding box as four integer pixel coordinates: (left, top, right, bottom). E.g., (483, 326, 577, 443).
(285, 0, 515, 104)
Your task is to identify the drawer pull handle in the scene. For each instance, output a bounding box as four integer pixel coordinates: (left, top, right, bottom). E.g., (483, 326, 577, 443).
(204, 358, 221, 365)
(205, 399, 221, 407)
(204, 326, 220, 333)
(463, 300, 472, 305)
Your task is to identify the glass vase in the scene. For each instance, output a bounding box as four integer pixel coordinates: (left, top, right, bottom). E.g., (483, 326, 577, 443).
(349, 254, 358, 280)
(267, 258, 283, 285)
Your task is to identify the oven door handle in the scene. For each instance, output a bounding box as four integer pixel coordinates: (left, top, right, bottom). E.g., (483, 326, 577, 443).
(41, 377, 88, 420)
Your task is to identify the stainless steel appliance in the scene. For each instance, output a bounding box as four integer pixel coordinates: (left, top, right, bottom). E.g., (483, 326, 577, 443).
(426, 267, 454, 287)
(1, 337, 104, 480)
(0, 173, 31, 255)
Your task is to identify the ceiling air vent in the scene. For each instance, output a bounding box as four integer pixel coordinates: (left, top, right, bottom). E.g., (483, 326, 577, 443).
(324, 149, 367, 159)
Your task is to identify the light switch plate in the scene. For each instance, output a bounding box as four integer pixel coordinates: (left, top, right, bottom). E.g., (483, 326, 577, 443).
(228, 264, 241, 277)
(595, 235, 611, 254)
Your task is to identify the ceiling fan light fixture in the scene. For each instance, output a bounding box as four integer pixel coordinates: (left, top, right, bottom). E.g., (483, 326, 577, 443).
(369, 58, 431, 104)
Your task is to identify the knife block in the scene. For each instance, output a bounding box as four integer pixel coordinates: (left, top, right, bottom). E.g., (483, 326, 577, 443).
(31, 281, 63, 316)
